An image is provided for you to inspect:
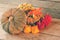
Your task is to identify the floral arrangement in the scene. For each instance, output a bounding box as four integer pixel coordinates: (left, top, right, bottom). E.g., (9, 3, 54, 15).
(1, 3, 52, 35)
(17, 3, 52, 34)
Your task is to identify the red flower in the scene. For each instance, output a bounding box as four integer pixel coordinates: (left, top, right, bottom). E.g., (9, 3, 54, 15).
(37, 14, 52, 30)
(44, 14, 52, 26)
(37, 18, 45, 30)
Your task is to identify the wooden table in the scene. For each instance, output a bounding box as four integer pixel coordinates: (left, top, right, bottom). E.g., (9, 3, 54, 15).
(0, 0, 60, 40)
(0, 18, 60, 40)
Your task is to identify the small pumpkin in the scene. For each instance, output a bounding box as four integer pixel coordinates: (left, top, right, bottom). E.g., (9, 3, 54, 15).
(31, 25, 40, 34)
(24, 25, 31, 33)
(1, 8, 26, 34)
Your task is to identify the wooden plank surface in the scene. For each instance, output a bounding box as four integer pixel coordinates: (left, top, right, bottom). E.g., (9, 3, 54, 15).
(0, 20, 60, 40)
(0, 0, 60, 18)
(2, 32, 60, 40)
(38, 0, 60, 1)
(41, 21, 60, 37)
(0, 4, 60, 18)
(0, 0, 60, 9)
(0, 0, 60, 40)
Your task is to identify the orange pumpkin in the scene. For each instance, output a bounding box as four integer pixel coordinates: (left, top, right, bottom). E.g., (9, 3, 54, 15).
(1, 8, 26, 34)
(24, 25, 31, 33)
(31, 25, 40, 34)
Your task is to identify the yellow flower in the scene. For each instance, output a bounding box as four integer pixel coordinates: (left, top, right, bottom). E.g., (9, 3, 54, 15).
(17, 3, 35, 10)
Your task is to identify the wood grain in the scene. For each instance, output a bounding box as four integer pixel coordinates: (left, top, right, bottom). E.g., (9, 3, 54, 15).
(0, 0, 60, 40)
(0, 20, 60, 40)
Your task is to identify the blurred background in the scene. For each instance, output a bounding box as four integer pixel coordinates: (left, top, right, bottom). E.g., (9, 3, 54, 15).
(0, 0, 60, 19)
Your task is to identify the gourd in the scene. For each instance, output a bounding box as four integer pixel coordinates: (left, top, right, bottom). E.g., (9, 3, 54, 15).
(31, 25, 40, 34)
(24, 25, 31, 33)
(1, 8, 26, 34)
(24, 24, 40, 34)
